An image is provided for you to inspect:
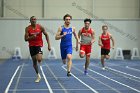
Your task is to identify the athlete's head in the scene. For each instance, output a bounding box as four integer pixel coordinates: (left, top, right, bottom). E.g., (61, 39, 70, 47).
(30, 16, 37, 25)
(84, 18, 91, 29)
(102, 25, 108, 33)
(63, 14, 72, 25)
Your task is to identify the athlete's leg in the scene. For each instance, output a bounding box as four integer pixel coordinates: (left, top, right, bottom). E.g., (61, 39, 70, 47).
(31, 55, 38, 74)
(85, 54, 90, 71)
(105, 55, 110, 59)
(61, 46, 67, 64)
(101, 48, 106, 69)
(79, 45, 86, 58)
(79, 50, 85, 58)
(105, 49, 110, 59)
(36, 54, 43, 63)
(67, 54, 72, 76)
(29, 46, 41, 82)
(84, 45, 92, 75)
(62, 59, 66, 64)
(101, 55, 105, 67)
(31, 55, 41, 82)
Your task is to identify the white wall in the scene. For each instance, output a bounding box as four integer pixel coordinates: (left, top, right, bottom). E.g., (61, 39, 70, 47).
(44, 0, 93, 19)
(93, 0, 139, 18)
(0, 19, 139, 59)
(3, 0, 43, 18)
(1, 0, 139, 19)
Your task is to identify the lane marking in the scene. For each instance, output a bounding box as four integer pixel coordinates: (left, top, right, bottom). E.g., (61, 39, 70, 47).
(13, 63, 24, 93)
(89, 68, 140, 93)
(126, 66, 140, 72)
(40, 66, 53, 93)
(91, 63, 140, 83)
(107, 67, 140, 79)
(4, 65, 21, 93)
(9, 88, 118, 91)
(73, 65, 121, 93)
(45, 63, 68, 93)
(62, 65, 99, 93)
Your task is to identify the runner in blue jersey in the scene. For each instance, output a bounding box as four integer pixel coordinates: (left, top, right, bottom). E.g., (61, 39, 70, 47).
(55, 14, 79, 77)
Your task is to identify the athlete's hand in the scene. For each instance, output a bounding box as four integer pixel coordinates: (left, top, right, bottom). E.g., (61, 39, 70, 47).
(112, 46, 114, 49)
(31, 34, 37, 39)
(63, 32, 67, 36)
(78, 41, 81, 45)
(61, 32, 67, 38)
(98, 43, 103, 46)
(90, 40, 95, 45)
(76, 46, 78, 51)
(48, 46, 51, 51)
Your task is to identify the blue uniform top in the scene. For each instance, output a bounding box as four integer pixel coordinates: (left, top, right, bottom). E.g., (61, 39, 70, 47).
(60, 25, 73, 47)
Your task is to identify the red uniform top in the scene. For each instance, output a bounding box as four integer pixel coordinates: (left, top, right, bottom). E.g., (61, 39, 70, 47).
(27, 24, 43, 47)
(101, 33, 110, 50)
(81, 27, 93, 45)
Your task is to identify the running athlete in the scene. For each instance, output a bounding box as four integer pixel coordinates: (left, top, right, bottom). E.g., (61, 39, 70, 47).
(24, 16, 51, 82)
(98, 25, 115, 70)
(55, 14, 79, 77)
(78, 18, 95, 75)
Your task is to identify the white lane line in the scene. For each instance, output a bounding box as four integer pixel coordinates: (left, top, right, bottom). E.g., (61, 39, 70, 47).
(89, 68, 140, 93)
(8, 88, 98, 91)
(13, 63, 24, 93)
(73, 66, 121, 93)
(107, 67, 140, 79)
(9, 88, 134, 91)
(45, 63, 68, 93)
(126, 66, 140, 72)
(4, 65, 21, 93)
(90, 63, 140, 83)
(40, 66, 53, 93)
(62, 65, 99, 93)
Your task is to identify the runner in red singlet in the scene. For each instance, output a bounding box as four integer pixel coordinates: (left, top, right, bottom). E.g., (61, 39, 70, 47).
(78, 18, 95, 75)
(98, 25, 115, 70)
(24, 16, 51, 82)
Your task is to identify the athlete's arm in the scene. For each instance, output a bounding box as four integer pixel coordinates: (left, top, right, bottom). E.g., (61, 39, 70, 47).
(110, 34, 115, 49)
(24, 27, 36, 41)
(72, 27, 79, 51)
(55, 27, 66, 40)
(78, 29, 81, 40)
(41, 26, 51, 51)
(98, 36, 103, 46)
(90, 29, 95, 44)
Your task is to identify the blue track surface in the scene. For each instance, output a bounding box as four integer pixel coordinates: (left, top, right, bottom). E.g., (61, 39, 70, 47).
(0, 59, 140, 93)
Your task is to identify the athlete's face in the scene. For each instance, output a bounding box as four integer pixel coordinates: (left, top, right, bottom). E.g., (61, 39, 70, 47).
(30, 17, 37, 25)
(102, 26, 108, 33)
(64, 17, 71, 25)
(84, 21, 90, 29)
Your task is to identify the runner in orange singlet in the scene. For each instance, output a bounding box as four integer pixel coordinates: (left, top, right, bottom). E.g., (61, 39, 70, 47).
(24, 16, 51, 82)
(98, 25, 115, 70)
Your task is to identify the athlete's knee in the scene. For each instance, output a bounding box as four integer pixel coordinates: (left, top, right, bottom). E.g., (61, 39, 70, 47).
(80, 54, 84, 58)
(36, 56, 42, 63)
(33, 64, 37, 68)
(38, 59, 42, 63)
(105, 55, 110, 59)
(62, 59, 66, 64)
(101, 55, 104, 59)
(67, 54, 72, 60)
(79, 51, 85, 58)
(86, 53, 91, 58)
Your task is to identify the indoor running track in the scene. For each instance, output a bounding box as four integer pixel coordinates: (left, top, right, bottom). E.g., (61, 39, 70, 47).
(0, 59, 140, 93)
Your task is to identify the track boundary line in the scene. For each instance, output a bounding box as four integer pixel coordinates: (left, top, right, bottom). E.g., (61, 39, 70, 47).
(89, 68, 140, 93)
(40, 66, 53, 93)
(62, 65, 99, 93)
(4, 65, 21, 93)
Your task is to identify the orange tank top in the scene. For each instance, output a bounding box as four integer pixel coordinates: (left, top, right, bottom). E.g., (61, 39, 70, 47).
(27, 24, 43, 47)
(101, 33, 110, 49)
